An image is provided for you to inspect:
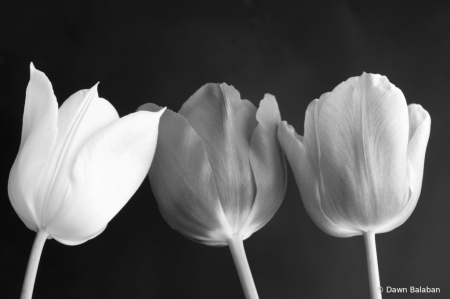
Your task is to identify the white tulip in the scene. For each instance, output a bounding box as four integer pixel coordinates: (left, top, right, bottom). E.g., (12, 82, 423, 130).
(9, 63, 164, 299)
(278, 73, 430, 299)
(140, 83, 287, 299)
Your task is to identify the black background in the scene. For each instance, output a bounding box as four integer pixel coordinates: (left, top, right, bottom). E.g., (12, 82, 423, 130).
(1, 1, 449, 298)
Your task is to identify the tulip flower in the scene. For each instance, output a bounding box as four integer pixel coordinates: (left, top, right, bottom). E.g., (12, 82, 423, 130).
(278, 73, 430, 299)
(139, 83, 286, 299)
(9, 63, 164, 299)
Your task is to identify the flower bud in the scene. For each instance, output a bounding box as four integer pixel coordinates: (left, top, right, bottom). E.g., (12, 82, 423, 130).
(278, 73, 430, 236)
(8, 63, 164, 245)
(140, 83, 287, 245)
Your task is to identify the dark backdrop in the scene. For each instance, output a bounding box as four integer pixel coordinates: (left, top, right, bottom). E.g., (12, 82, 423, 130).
(1, 1, 449, 298)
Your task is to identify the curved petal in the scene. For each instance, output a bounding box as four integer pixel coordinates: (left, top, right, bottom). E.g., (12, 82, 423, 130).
(178, 83, 258, 232)
(305, 97, 324, 181)
(46, 110, 163, 243)
(312, 94, 362, 232)
(376, 104, 431, 233)
(279, 117, 360, 237)
(20, 63, 58, 151)
(8, 63, 58, 231)
(406, 105, 431, 198)
(52, 225, 107, 246)
(317, 73, 410, 230)
(139, 103, 232, 246)
(239, 95, 287, 239)
(305, 97, 357, 233)
(40, 85, 120, 225)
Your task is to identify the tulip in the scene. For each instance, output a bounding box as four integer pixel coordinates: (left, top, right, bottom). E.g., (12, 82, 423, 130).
(139, 83, 286, 299)
(278, 73, 430, 299)
(9, 63, 164, 299)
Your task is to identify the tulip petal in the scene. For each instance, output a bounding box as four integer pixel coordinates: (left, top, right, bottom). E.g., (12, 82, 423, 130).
(278, 104, 360, 237)
(313, 94, 362, 232)
(40, 85, 120, 224)
(53, 225, 107, 246)
(8, 63, 58, 231)
(139, 103, 232, 246)
(20, 63, 58, 152)
(317, 73, 410, 229)
(178, 83, 258, 232)
(240, 95, 287, 239)
(406, 105, 431, 198)
(47, 110, 163, 244)
(376, 104, 431, 233)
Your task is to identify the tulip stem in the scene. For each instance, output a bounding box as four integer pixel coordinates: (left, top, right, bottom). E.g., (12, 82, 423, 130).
(227, 235, 259, 299)
(364, 232, 382, 299)
(21, 229, 48, 299)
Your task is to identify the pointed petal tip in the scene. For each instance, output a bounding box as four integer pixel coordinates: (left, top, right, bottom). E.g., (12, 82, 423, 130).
(137, 106, 166, 122)
(78, 83, 100, 102)
(30, 62, 36, 74)
(137, 103, 153, 112)
(90, 82, 100, 93)
(151, 106, 167, 119)
(158, 106, 167, 115)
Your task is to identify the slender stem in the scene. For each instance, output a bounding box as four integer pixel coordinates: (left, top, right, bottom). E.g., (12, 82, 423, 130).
(363, 232, 382, 299)
(227, 235, 259, 299)
(21, 229, 48, 299)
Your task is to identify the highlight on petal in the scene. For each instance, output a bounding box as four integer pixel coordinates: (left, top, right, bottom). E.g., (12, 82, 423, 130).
(52, 225, 107, 246)
(376, 104, 431, 233)
(178, 83, 258, 232)
(317, 73, 410, 229)
(47, 109, 164, 244)
(278, 121, 360, 237)
(56, 85, 119, 157)
(311, 95, 365, 232)
(8, 63, 58, 231)
(38, 84, 120, 225)
(140, 103, 232, 246)
(20, 63, 58, 151)
(240, 94, 287, 239)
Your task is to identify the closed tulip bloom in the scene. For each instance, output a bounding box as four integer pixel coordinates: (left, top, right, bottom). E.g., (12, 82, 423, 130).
(139, 83, 286, 299)
(9, 64, 164, 299)
(278, 73, 430, 299)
